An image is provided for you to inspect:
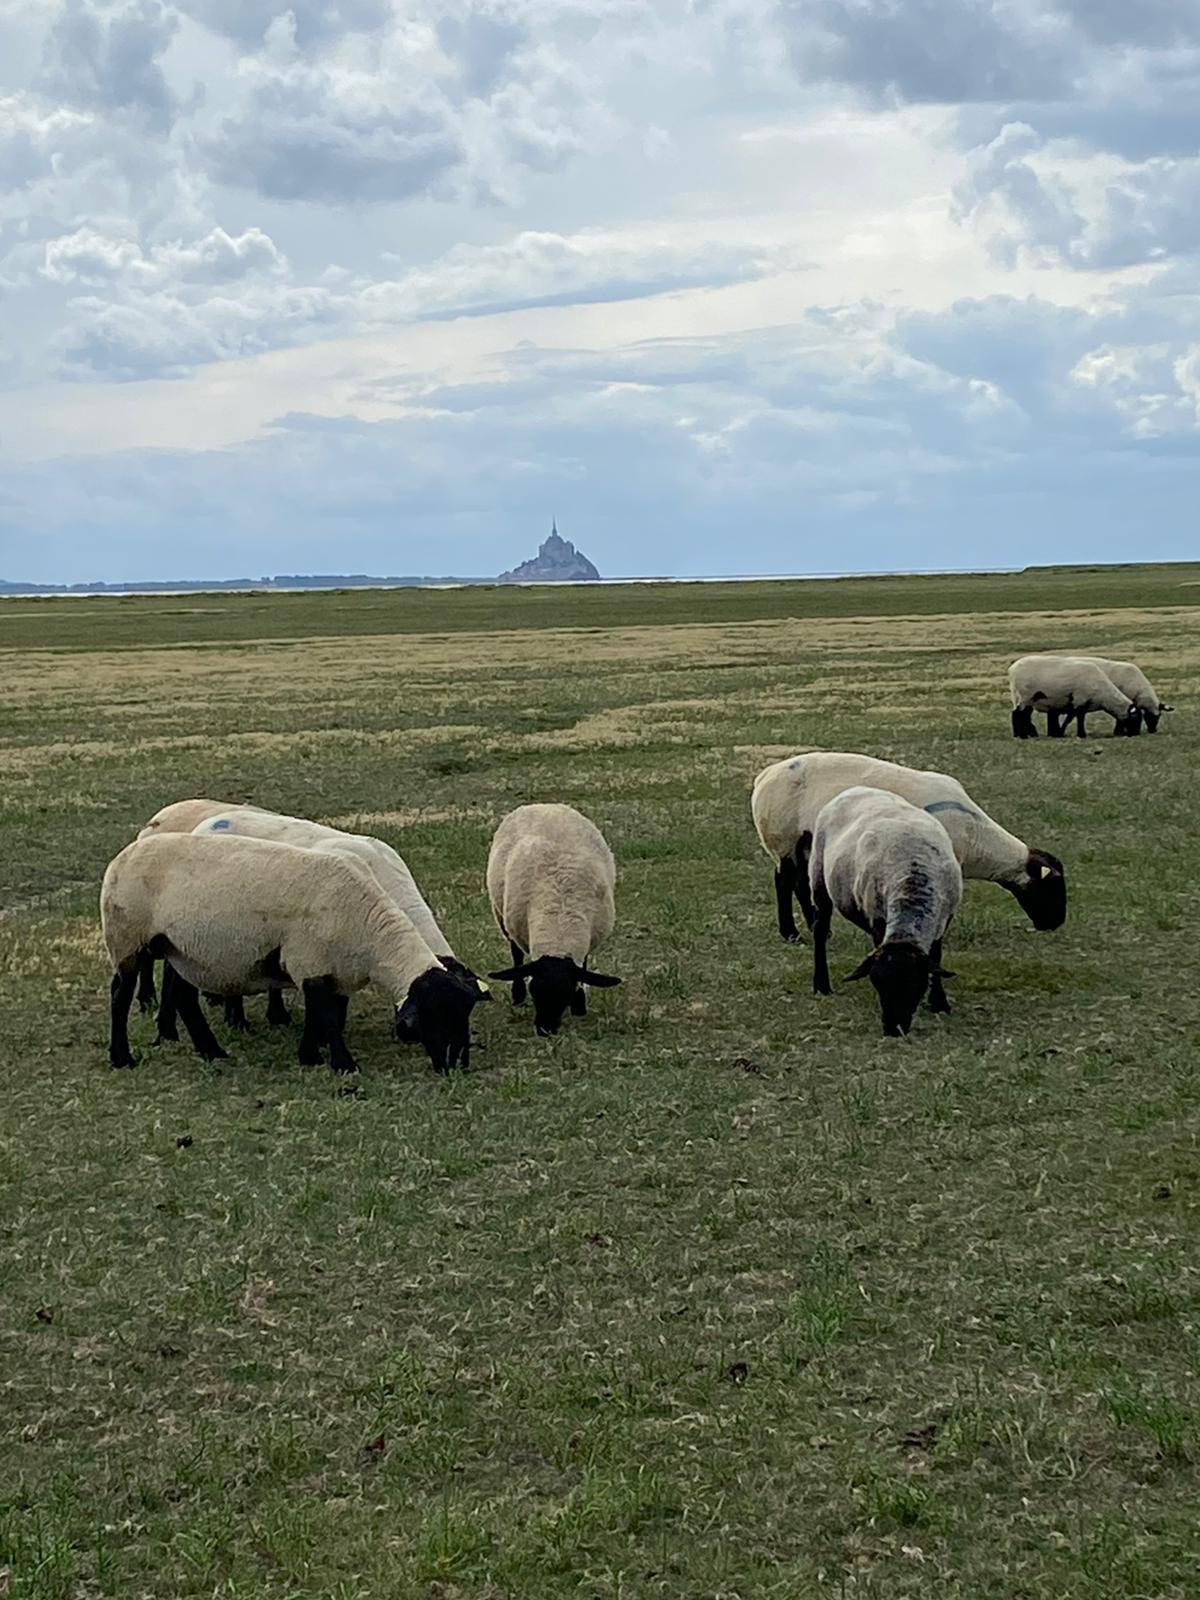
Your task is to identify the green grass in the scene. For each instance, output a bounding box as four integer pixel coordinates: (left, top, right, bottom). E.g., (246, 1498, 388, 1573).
(2, 566, 1199, 1597)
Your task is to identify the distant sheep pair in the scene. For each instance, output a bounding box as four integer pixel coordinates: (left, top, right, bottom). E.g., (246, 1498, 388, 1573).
(1009, 655, 1172, 739)
(753, 751, 1067, 1036)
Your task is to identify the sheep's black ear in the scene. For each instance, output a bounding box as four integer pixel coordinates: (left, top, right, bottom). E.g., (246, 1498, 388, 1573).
(932, 966, 956, 980)
(579, 970, 621, 987)
(1161, 703, 1175, 712)
(845, 954, 876, 982)
(488, 965, 527, 982)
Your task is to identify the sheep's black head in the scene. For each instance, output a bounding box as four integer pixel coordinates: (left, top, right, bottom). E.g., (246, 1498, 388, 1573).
(1006, 848, 1066, 931)
(1113, 707, 1142, 737)
(1144, 703, 1172, 732)
(847, 941, 940, 1037)
(396, 966, 490, 1071)
(488, 954, 620, 1036)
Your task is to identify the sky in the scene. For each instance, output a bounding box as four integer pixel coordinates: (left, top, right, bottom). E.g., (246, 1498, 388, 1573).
(0, 0, 1197, 583)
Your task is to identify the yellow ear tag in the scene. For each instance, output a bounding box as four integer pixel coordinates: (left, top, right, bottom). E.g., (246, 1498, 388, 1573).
(477, 979, 490, 994)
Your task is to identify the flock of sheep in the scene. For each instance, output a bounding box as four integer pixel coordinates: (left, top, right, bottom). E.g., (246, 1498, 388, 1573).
(99, 651, 1170, 1057)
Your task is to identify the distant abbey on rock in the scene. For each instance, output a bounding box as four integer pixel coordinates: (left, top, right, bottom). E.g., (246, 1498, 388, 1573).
(497, 521, 601, 584)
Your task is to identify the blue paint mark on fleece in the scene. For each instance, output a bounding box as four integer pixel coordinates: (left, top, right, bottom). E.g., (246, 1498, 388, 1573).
(923, 800, 976, 818)
(210, 818, 232, 830)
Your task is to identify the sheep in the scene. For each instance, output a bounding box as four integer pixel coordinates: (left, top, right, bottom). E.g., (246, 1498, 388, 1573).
(751, 751, 1066, 942)
(809, 786, 963, 1037)
(101, 833, 489, 1074)
(1008, 655, 1140, 739)
(1077, 657, 1172, 734)
(190, 807, 478, 1043)
(485, 803, 620, 1036)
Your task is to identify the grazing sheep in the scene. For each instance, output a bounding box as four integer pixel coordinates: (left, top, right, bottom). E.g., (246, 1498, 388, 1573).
(1008, 655, 1140, 739)
(191, 807, 478, 1043)
(486, 803, 620, 1036)
(1078, 657, 1172, 734)
(752, 751, 1066, 941)
(101, 834, 488, 1074)
(810, 786, 963, 1037)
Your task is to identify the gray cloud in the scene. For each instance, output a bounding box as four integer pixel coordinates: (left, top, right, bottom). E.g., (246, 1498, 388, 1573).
(785, 0, 1200, 107)
(786, 0, 1072, 104)
(0, 94, 95, 189)
(204, 60, 463, 203)
(955, 122, 1200, 268)
(366, 227, 786, 320)
(1056, 0, 1200, 47)
(178, 0, 391, 49)
(57, 280, 341, 379)
(436, 9, 527, 97)
(42, 224, 286, 286)
(44, 222, 788, 380)
(38, 0, 180, 131)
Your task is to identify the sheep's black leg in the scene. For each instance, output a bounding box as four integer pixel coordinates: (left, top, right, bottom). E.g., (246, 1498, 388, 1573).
(793, 834, 815, 930)
(1045, 710, 1063, 737)
(509, 941, 527, 1006)
(811, 884, 834, 996)
(775, 856, 800, 942)
(297, 992, 324, 1065)
(267, 988, 292, 1027)
(156, 962, 180, 1043)
(172, 975, 228, 1061)
(224, 996, 249, 1030)
(136, 952, 157, 1014)
(110, 964, 138, 1067)
(1074, 709, 1087, 738)
(301, 977, 359, 1073)
(928, 938, 951, 1014)
(203, 991, 223, 1009)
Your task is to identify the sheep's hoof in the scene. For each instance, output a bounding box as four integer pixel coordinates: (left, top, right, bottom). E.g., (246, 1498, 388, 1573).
(199, 1045, 229, 1062)
(110, 1052, 136, 1069)
(781, 931, 803, 944)
(155, 1028, 178, 1045)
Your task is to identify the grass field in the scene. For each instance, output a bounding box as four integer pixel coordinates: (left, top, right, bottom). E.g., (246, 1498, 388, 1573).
(2, 566, 1199, 1598)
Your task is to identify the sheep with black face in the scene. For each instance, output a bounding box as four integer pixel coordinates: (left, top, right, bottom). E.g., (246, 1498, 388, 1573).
(486, 803, 620, 1036)
(809, 787, 963, 1037)
(190, 806, 481, 1043)
(1076, 656, 1173, 734)
(101, 833, 488, 1074)
(752, 751, 1066, 943)
(1008, 656, 1141, 739)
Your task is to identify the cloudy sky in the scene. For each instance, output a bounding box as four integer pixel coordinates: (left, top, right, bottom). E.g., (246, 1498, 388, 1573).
(1, 0, 1197, 583)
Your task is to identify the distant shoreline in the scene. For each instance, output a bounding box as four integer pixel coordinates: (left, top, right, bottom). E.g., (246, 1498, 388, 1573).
(2, 560, 1191, 601)
(1, 566, 1029, 600)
